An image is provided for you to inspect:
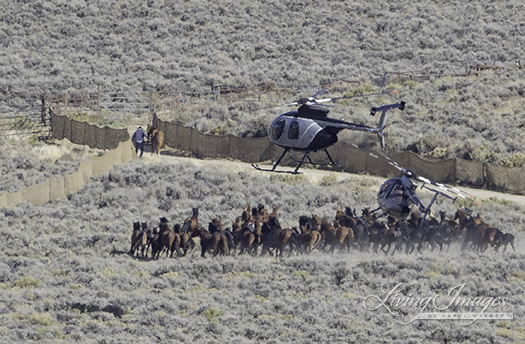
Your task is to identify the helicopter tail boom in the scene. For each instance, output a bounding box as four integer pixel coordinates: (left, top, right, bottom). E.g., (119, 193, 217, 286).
(320, 101, 405, 149)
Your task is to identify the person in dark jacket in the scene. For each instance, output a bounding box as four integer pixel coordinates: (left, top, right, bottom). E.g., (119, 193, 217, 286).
(131, 126, 147, 157)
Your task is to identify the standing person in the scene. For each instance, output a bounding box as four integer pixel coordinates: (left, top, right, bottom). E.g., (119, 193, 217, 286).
(132, 126, 147, 157)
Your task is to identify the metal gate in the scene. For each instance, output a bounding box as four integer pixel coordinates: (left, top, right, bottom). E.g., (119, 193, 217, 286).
(0, 97, 52, 139)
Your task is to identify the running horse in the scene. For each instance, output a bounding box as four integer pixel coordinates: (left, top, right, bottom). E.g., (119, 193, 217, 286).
(182, 207, 199, 233)
(146, 124, 164, 157)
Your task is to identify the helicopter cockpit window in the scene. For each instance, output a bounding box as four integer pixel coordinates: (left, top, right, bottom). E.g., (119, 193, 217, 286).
(271, 119, 285, 140)
(288, 120, 299, 140)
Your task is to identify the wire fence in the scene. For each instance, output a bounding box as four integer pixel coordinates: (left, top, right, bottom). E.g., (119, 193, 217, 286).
(0, 98, 51, 138)
(43, 84, 335, 117)
(3, 64, 524, 139)
(43, 64, 525, 116)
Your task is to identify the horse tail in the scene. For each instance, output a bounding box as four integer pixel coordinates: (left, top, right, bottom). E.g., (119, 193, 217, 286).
(224, 231, 235, 253)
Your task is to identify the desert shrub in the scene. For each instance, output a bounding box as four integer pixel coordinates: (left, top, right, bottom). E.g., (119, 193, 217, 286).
(29, 313, 54, 326)
(319, 173, 338, 186)
(500, 152, 525, 168)
(14, 276, 42, 289)
(469, 143, 494, 162)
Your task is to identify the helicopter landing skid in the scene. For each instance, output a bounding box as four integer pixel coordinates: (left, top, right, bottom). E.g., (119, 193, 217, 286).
(252, 148, 339, 174)
(251, 163, 303, 174)
(251, 147, 304, 174)
(289, 149, 340, 169)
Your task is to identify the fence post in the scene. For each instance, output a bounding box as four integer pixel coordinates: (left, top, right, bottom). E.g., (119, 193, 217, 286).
(149, 91, 153, 122)
(64, 93, 68, 116)
(41, 96, 47, 127)
(97, 85, 101, 117)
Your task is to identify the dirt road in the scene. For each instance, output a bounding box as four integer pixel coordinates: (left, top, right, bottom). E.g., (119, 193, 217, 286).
(140, 147, 525, 207)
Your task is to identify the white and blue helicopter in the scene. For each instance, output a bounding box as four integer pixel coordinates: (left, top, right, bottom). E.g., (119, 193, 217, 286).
(252, 89, 405, 174)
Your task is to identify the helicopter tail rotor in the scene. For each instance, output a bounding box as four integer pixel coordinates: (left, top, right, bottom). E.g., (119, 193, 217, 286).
(376, 110, 388, 149)
(370, 101, 405, 149)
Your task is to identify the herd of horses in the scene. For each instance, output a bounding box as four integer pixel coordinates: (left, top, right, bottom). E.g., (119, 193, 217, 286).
(130, 204, 517, 259)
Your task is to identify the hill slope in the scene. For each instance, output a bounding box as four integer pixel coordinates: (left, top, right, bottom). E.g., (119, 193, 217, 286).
(0, 150, 524, 343)
(2, 0, 524, 95)
(2, 0, 525, 165)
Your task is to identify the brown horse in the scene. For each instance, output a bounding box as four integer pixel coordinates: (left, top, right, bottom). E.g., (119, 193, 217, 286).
(146, 124, 164, 157)
(334, 220, 354, 253)
(233, 217, 261, 256)
(156, 220, 183, 258)
(320, 218, 353, 253)
(182, 207, 199, 233)
(255, 204, 270, 223)
(367, 218, 398, 254)
(174, 223, 195, 256)
(297, 214, 322, 253)
(191, 227, 229, 257)
(241, 204, 252, 224)
(208, 218, 235, 253)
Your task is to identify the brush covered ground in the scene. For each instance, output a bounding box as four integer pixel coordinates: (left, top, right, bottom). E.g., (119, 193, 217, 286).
(2, 0, 525, 165)
(0, 136, 104, 192)
(1, 0, 525, 341)
(0, 147, 524, 343)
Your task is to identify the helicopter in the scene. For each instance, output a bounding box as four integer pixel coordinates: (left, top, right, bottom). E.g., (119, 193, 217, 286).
(371, 152, 475, 229)
(252, 89, 406, 174)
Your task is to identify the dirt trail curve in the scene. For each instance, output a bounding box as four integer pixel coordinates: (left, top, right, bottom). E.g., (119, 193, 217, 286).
(127, 119, 524, 206)
(138, 145, 525, 207)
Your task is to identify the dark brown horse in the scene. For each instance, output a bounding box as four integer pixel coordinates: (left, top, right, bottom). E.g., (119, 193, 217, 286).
(146, 124, 164, 157)
(493, 232, 516, 253)
(130, 222, 148, 257)
(367, 217, 398, 254)
(174, 223, 195, 256)
(235, 220, 261, 256)
(437, 210, 461, 249)
(260, 216, 297, 257)
(456, 209, 491, 251)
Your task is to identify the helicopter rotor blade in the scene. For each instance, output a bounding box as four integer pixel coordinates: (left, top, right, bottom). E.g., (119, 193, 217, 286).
(252, 88, 399, 112)
(315, 97, 334, 104)
(251, 103, 287, 112)
(369, 151, 407, 174)
(369, 151, 476, 202)
(331, 90, 399, 103)
(287, 88, 398, 106)
(311, 87, 330, 99)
